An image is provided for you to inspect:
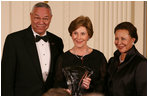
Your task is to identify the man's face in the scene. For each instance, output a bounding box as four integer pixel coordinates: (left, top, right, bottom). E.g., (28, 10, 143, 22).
(30, 7, 52, 36)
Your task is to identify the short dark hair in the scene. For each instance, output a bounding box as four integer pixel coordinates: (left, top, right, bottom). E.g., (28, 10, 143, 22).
(68, 16, 94, 38)
(114, 22, 138, 43)
(31, 2, 52, 15)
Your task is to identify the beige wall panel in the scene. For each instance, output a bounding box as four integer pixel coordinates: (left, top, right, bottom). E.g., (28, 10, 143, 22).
(11, 2, 24, 32)
(48, 1, 64, 37)
(63, 2, 73, 52)
(23, 1, 31, 28)
(127, 2, 132, 22)
(112, 2, 118, 52)
(123, 2, 127, 21)
(108, 2, 114, 58)
(118, 2, 122, 21)
(104, 2, 109, 58)
(99, 2, 104, 52)
(134, 2, 144, 55)
(1, 2, 10, 54)
(94, 2, 99, 50)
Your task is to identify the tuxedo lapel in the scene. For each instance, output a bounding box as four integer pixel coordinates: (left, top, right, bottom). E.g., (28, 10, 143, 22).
(45, 32, 56, 82)
(23, 26, 44, 83)
(49, 39, 55, 73)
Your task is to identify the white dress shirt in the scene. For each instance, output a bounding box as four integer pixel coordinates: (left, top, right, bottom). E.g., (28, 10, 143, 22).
(32, 29, 51, 82)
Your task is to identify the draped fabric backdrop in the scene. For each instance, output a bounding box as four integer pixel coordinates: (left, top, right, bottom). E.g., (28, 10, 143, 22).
(1, 1, 147, 60)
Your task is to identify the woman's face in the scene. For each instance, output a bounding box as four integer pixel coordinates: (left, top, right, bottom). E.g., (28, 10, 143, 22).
(114, 29, 135, 53)
(72, 26, 90, 48)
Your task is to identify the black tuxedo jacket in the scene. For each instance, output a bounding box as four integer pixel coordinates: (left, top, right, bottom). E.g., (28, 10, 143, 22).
(1, 26, 64, 96)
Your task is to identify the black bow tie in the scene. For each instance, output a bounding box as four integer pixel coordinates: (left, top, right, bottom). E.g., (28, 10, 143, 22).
(35, 35, 49, 42)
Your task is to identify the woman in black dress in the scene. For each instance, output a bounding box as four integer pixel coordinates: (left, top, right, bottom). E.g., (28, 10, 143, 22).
(54, 16, 107, 95)
(107, 22, 147, 96)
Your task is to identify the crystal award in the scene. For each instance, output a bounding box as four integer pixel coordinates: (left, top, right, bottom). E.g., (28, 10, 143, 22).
(62, 66, 93, 96)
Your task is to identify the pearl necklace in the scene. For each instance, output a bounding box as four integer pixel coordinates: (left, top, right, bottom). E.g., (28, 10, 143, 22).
(72, 47, 89, 60)
(75, 55, 84, 60)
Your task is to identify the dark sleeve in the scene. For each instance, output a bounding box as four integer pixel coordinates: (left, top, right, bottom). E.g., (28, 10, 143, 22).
(135, 59, 147, 96)
(104, 57, 114, 96)
(93, 53, 107, 93)
(58, 38, 64, 54)
(1, 35, 16, 96)
(99, 53, 107, 93)
(53, 55, 67, 88)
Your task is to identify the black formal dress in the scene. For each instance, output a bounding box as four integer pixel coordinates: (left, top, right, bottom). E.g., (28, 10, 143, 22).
(54, 49, 107, 95)
(107, 46, 147, 96)
(1, 26, 64, 96)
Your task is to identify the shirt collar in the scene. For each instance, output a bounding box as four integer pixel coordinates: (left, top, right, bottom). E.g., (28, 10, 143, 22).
(114, 45, 138, 59)
(32, 28, 47, 37)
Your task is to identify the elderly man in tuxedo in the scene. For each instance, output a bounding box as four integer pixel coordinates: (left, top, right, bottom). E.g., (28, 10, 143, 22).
(1, 2, 63, 96)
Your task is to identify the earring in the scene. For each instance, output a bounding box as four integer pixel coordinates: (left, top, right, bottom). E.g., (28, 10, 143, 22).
(132, 42, 135, 45)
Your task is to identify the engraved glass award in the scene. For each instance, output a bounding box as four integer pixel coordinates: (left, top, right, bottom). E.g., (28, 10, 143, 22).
(62, 66, 93, 96)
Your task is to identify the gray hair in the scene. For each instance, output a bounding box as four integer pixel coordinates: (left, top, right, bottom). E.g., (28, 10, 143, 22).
(31, 2, 52, 15)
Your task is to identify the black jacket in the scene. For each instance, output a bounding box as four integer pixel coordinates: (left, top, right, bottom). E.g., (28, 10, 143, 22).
(107, 46, 147, 96)
(54, 49, 107, 95)
(1, 26, 64, 95)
